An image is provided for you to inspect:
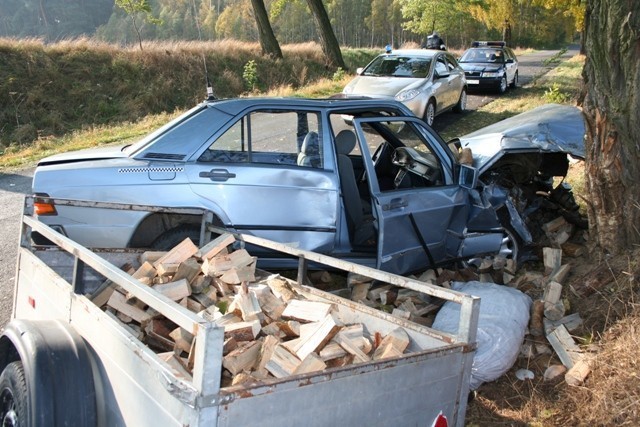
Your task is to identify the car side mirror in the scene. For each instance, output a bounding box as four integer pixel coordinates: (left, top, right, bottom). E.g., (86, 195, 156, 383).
(506, 59, 514, 63)
(356, 67, 364, 75)
(459, 164, 478, 189)
(436, 70, 450, 79)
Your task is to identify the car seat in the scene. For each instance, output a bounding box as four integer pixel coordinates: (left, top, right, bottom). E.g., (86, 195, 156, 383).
(297, 131, 321, 168)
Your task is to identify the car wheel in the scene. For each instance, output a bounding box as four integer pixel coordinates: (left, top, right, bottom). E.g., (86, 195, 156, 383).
(510, 71, 518, 88)
(498, 76, 508, 94)
(151, 225, 201, 250)
(423, 100, 436, 127)
(498, 223, 521, 264)
(0, 362, 28, 427)
(454, 88, 467, 113)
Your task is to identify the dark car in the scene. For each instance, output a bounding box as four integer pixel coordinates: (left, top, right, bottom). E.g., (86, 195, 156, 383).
(458, 41, 518, 93)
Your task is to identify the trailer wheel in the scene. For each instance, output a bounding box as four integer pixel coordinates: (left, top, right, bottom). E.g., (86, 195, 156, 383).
(0, 361, 27, 427)
(151, 225, 201, 250)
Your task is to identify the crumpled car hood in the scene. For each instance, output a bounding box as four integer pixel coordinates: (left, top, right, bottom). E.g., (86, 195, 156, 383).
(37, 144, 129, 166)
(459, 103, 586, 174)
(344, 76, 423, 97)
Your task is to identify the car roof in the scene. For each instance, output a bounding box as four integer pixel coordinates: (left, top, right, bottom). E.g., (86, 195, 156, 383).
(204, 96, 413, 115)
(379, 49, 442, 58)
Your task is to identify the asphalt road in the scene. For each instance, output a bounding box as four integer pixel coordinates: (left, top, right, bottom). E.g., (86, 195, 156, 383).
(0, 46, 579, 328)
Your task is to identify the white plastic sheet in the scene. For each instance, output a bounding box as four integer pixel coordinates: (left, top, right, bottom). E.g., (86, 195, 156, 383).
(433, 281, 532, 390)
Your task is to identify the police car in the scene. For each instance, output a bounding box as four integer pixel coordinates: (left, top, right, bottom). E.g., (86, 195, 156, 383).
(458, 41, 518, 93)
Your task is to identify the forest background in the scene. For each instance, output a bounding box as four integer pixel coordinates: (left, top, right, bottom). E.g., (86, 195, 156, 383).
(1, 0, 582, 50)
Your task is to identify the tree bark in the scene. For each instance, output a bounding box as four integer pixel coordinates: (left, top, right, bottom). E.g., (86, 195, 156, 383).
(250, 0, 282, 59)
(305, 0, 346, 69)
(580, 0, 640, 254)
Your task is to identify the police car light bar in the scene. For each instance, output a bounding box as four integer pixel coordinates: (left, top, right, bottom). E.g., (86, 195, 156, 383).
(471, 41, 506, 48)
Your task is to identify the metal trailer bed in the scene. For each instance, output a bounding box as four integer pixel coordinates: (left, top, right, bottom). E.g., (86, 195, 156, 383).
(8, 197, 479, 426)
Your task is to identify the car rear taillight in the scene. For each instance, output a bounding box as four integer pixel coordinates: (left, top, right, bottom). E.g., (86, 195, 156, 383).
(431, 412, 448, 427)
(34, 199, 57, 216)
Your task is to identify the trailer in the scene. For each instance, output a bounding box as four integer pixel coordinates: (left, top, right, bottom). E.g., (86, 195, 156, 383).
(1, 197, 479, 426)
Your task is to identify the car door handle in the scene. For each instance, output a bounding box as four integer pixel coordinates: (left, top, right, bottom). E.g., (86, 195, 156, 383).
(199, 169, 236, 181)
(383, 198, 408, 211)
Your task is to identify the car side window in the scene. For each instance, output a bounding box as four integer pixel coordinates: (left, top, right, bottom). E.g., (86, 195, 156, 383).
(198, 110, 322, 168)
(445, 56, 458, 71)
(435, 58, 448, 76)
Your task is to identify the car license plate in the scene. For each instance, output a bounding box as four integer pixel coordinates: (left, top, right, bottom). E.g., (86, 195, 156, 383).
(467, 79, 479, 84)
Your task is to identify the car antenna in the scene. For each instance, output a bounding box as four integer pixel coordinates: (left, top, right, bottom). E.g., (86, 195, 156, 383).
(191, 0, 216, 101)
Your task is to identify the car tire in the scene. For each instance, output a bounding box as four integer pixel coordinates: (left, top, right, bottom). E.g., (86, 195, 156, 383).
(151, 225, 201, 250)
(498, 76, 508, 94)
(0, 361, 28, 426)
(498, 223, 521, 265)
(454, 88, 467, 113)
(510, 71, 518, 88)
(423, 99, 436, 127)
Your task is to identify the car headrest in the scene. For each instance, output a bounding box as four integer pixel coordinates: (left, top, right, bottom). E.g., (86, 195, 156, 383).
(301, 131, 320, 155)
(336, 130, 356, 155)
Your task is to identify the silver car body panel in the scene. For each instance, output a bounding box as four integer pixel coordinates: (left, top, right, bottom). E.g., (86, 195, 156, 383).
(459, 103, 585, 174)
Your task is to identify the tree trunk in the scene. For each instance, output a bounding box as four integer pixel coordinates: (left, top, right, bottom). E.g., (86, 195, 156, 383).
(250, 0, 282, 59)
(580, 0, 640, 254)
(305, 0, 346, 69)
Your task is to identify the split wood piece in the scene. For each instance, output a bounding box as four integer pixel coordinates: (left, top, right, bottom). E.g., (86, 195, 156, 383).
(254, 335, 280, 379)
(293, 353, 327, 375)
(158, 352, 192, 380)
(222, 340, 263, 376)
(255, 289, 286, 321)
(153, 279, 191, 301)
(223, 319, 261, 342)
(310, 270, 334, 285)
(292, 313, 341, 360)
(543, 364, 567, 381)
(379, 289, 397, 306)
(184, 297, 204, 313)
(546, 324, 582, 369)
(543, 312, 584, 335)
(219, 261, 257, 285)
(211, 276, 232, 297)
(190, 275, 212, 294)
(265, 345, 302, 378)
(275, 321, 300, 338)
(153, 238, 199, 270)
(197, 233, 236, 260)
(281, 300, 333, 323)
(543, 281, 565, 321)
(391, 308, 410, 320)
(145, 320, 176, 353)
(325, 354, 355, 369)
(229, 289, 263, 322)
(417, 269, 437, 284)
(91, 280, 116, 308)
(125, 261, 157, 303)
(210, 312, 240, 325)
(543, 247, 562, 276)
(458, 147, 473, 165)
(334, 334, 370, 364)
(397, 299, 418, 315)
(172, 258, 202, 284)
(261, 323, 286, 339)
(139, 251, 167, 265)
(542, 216, 568, 234)
(350, 282, 371, 302)
(231, 372, 260, 386)
(191, 286, 218, 308)
(565, 357, 591, 386)
(319, 342, 348, 361)
(223, 337, 238, 356)
(107, 290, 151, 324)
(265, 275, 298, 302)
(156, 263, 179, 277)
(572, 263, 614, 297)
(367, 284, 393, 302)
(373, 327, 410, 361)
(347, 272, 373, 287)
(169, 327, 194, 354)
(204, 249, 254, 276)
(561, 242, 586, 258)
(548, 264, 571, 285)
(530, 300, 545, 336)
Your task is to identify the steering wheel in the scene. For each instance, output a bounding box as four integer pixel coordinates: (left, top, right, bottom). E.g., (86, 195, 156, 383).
(392, 147, 440, 186)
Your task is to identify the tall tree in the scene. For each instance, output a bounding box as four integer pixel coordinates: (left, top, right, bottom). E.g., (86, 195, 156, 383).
(115, 0, 162, 50)
(304, 0, 345, 69)
(580, 0, 640, 253)
(250, 0, 283, 58)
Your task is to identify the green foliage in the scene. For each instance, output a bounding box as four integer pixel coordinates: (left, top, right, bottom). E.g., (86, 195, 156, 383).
(332, 67, 346, 81)
(243, 60, 259, 91)
(543, 47, 568, 66)
(543, 83, 569, 103)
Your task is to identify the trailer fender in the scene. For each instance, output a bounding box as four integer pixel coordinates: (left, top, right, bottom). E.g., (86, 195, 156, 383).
(0, 319, 97, 426)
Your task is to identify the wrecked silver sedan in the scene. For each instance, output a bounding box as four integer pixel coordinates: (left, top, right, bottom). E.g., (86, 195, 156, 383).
(32, 98, 585, 275)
